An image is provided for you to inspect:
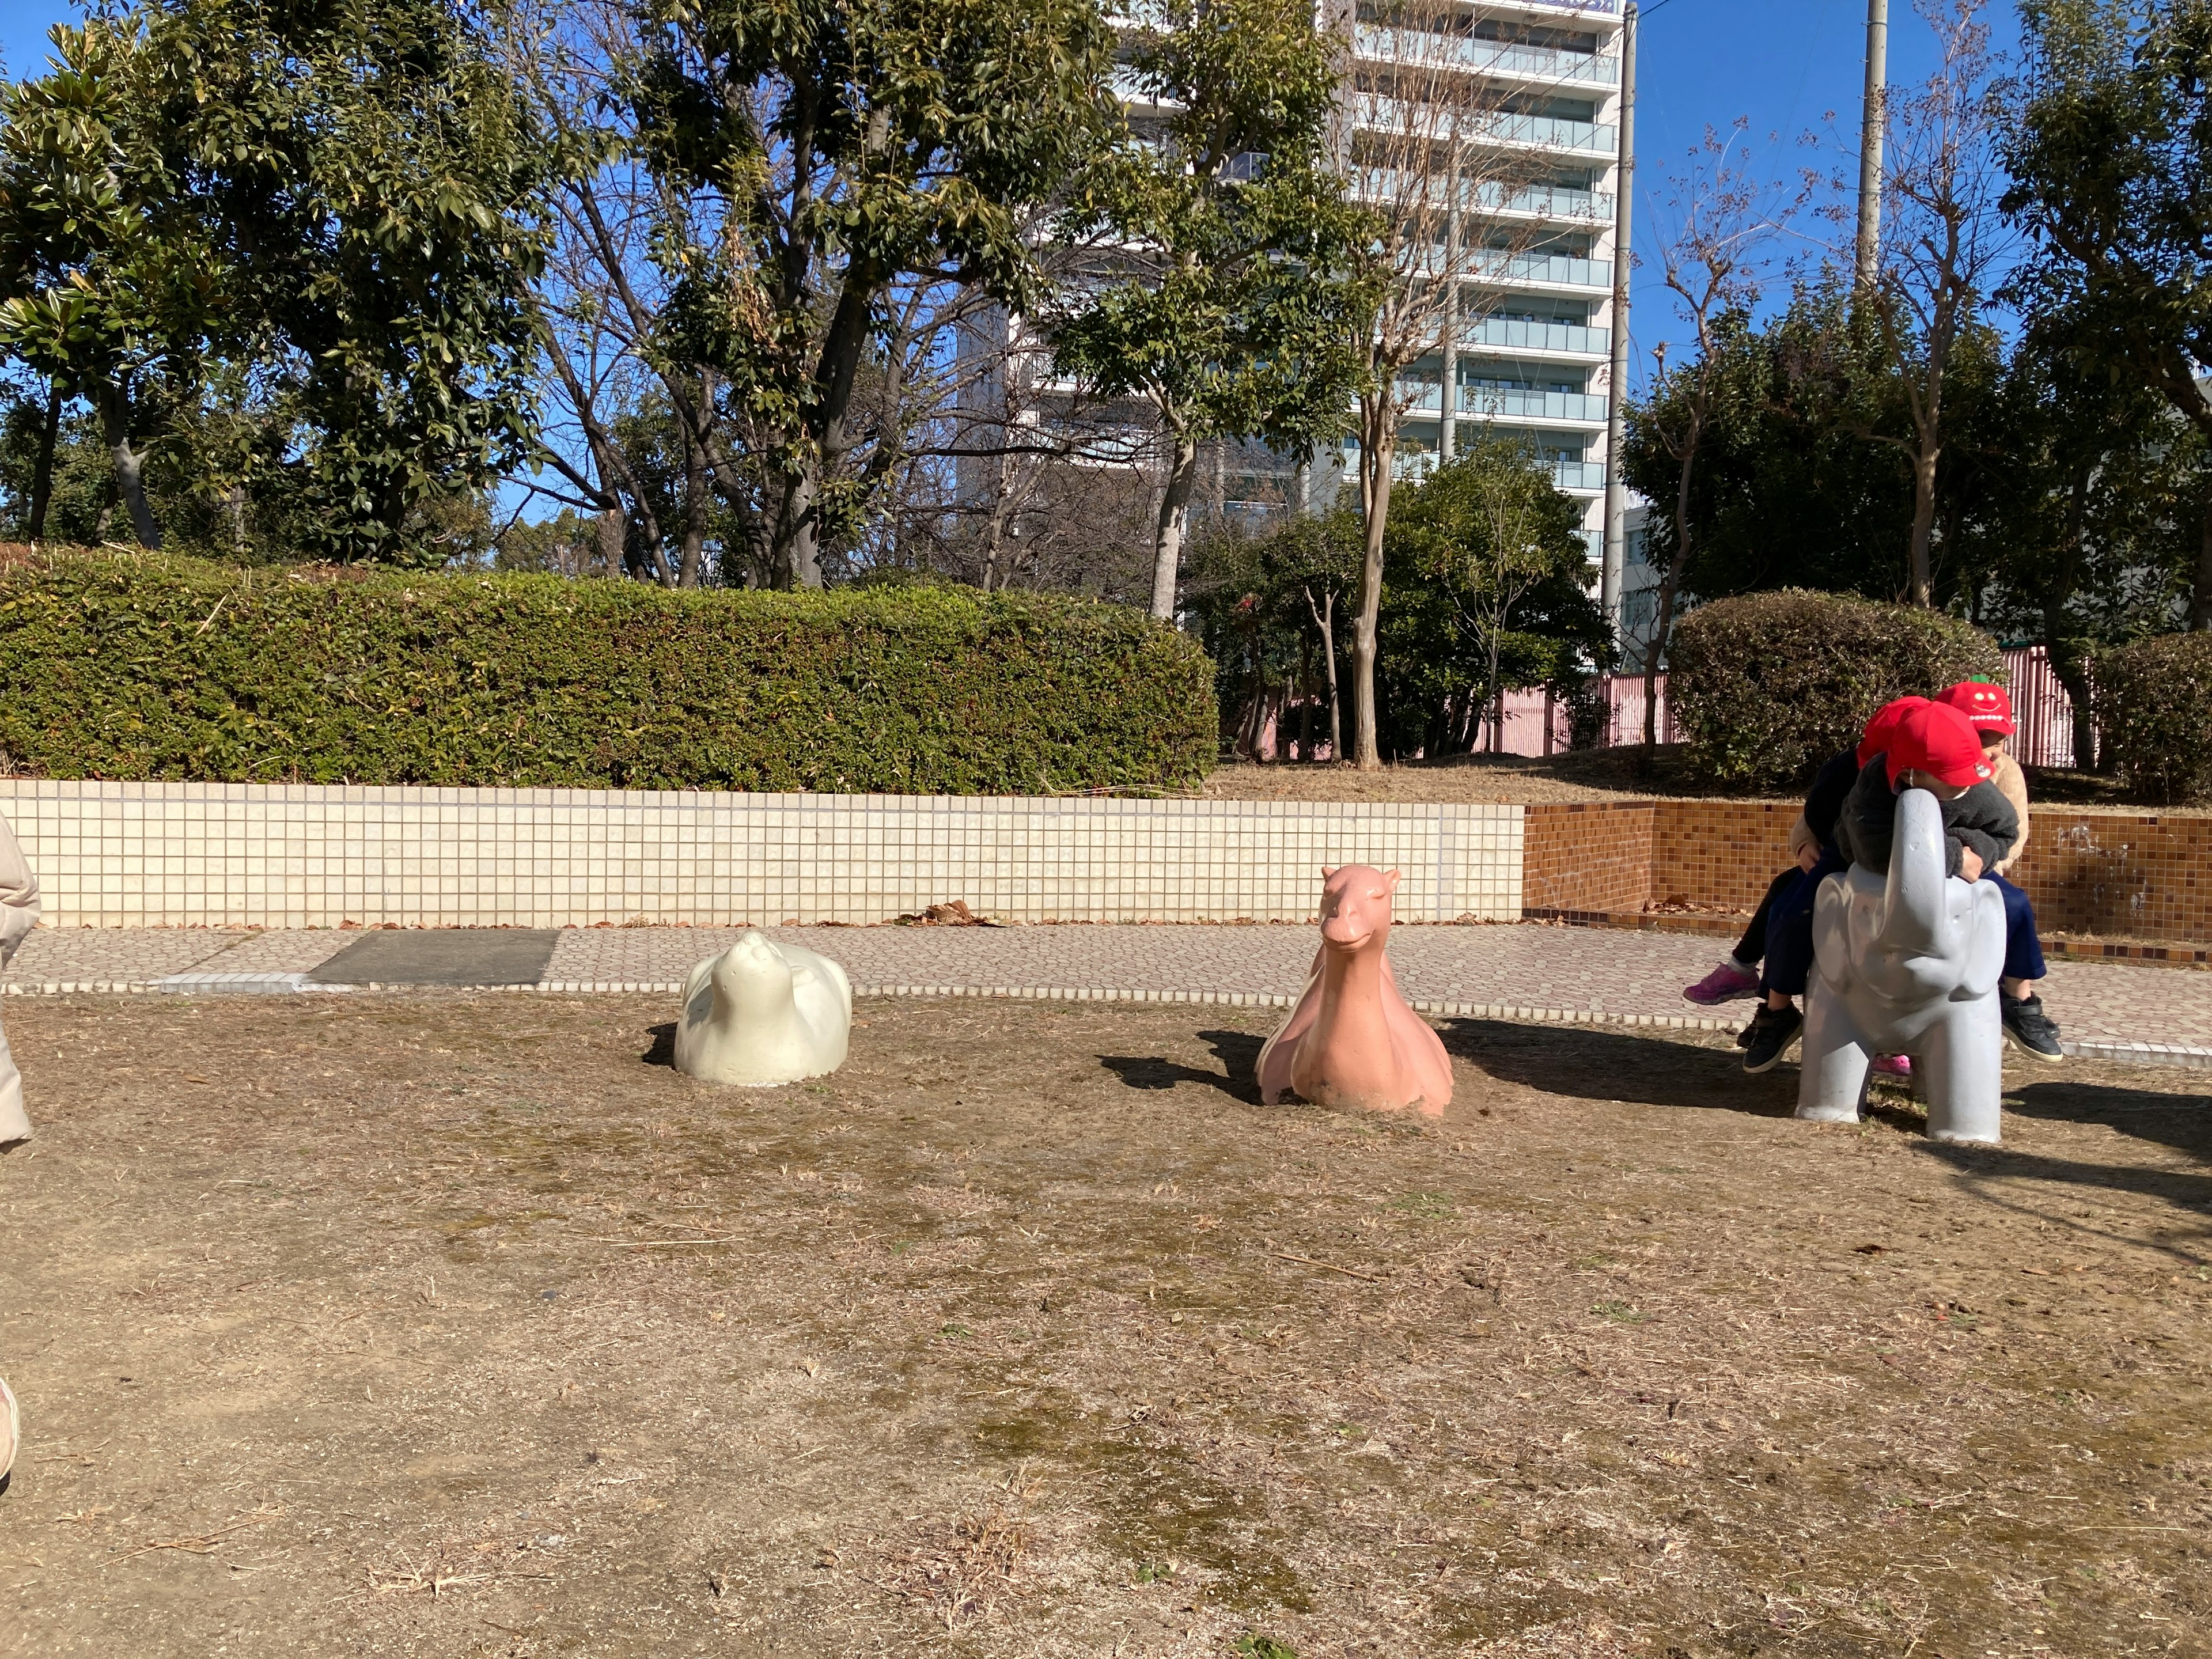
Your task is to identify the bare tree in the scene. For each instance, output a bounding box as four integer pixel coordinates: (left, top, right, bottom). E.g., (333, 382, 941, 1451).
(1336, 1, 1558, 768)
(1868, 0, 2012, 607)
(1635, 122, 1782, 748)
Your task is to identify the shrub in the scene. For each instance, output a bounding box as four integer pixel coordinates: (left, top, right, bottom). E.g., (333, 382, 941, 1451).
(2093, 632, 2212, 804)
(0, 550, 1217, 793)
(1667, 589, 2003, 790)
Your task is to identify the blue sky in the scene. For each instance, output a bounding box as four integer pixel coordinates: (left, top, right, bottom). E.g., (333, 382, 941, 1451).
(0, 0, 2024, 446)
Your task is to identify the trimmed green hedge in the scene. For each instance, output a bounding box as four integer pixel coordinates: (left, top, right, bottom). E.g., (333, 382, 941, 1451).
(1668, 589, 2003, 790)
(0, 551, 1218, 793)
(2094, 632, 2212, 805)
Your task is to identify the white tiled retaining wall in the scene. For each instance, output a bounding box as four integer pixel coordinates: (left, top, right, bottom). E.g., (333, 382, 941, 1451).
(0, 781, 1525, 929)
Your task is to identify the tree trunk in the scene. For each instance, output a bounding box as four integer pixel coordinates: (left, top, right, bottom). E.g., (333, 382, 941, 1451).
(1306, 585, 1342, 763)
(94, 385, 160, 550)
(771, 466, 823, 590)
(595, 508, 624, 579)
(1296, 630, 1312, 762)
(1149, 429, 1199, 623)
(26, 380, 59, 541)
(1643, 554, 1688, 753)
(1353, 402, 1395, 771)
(671, 414, 710, 589)
(1907, 441, 1938, 607)
(2195, 484, 2212, 631)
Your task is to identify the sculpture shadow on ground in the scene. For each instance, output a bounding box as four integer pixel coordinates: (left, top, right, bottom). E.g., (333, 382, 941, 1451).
(1908, 1078, 2212, 1229)
(1099, 1029, 1266, 1105)
(1434, 1017, 1801, 1119)
(641, 1022, 678, 1069)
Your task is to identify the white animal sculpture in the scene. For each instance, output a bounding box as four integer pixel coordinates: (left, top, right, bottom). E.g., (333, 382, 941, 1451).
(675, 932, 852, 1087)
(1797, 786, 2007, 1143)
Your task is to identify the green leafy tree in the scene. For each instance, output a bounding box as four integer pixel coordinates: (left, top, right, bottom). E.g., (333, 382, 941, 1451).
(0, 2, 557, 563)
(1386, 433, 1605, 754)
(2004, 0, 2212, 626)
(1050, 0, 1374, 623)
(1955, 315, 2199, 761)
(0, 17, 214, 546)
(627, 0, 1115, 591)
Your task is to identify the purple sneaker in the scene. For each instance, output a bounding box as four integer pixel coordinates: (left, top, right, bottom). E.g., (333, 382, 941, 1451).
(1684, 961, 1760, 1005)
(1871, 1054, 1912, 1081)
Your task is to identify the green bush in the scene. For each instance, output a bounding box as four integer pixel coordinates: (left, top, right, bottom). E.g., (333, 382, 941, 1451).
(2093, 632, 2212, 805)
(0, 550, 1217, 793)
(1667, 589, 2003, 790)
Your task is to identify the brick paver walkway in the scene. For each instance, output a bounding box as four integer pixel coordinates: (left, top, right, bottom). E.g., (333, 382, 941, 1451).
(2, 921, 2203, 1070)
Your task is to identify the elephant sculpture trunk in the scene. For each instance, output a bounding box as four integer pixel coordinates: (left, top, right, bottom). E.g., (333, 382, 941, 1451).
(1797, 787, 2008, 1143)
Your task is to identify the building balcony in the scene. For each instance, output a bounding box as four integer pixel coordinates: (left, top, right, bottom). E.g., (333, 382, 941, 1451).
(1351, 168, 1613, 224)
(1551, 459, 1608, 491)
(1353, 25, 1621, 88)
(1457, 387, 1609, 422)
(1351, 96, 1618, 157)
(1461, 317, 1609, 357)
(1468, 250, 1613, 290)
(1395, 384, 1608, 425)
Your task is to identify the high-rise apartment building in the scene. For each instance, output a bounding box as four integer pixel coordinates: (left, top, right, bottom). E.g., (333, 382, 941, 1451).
(1336, 0, 1630, 558)
(953, 1, 1637, 595)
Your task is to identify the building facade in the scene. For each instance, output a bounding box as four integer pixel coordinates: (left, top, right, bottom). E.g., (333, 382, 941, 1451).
(1338, 0, 1630, 560)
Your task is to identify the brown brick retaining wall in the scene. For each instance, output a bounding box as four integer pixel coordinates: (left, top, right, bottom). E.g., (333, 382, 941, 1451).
(1525, 801, 2212, 944)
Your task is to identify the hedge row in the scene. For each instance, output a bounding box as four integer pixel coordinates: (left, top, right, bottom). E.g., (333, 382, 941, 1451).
(0, 552, 1218, 793)
(2094, 632, 2212, 805)
(1668, 589, 2004, 790)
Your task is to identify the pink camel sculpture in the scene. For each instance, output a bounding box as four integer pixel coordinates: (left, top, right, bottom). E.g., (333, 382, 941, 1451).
(1256, 865, 1455, 1117)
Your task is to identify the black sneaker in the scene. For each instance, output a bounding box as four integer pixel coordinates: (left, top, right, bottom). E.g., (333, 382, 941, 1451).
(2002, 994, 2065, 1063)
(1734, 1015, 1757, 1048)
(1742, 1003, 1804, 1074)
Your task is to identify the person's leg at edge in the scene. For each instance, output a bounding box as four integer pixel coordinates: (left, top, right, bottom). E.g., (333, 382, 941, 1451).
(1987, 873, 2062, 1061)
(1744, 859, 1836, 1071)
(1, 1016, 25, 1490)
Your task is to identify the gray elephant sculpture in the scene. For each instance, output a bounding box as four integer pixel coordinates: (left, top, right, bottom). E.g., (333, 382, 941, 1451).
(1797, 786, 2008, 1143)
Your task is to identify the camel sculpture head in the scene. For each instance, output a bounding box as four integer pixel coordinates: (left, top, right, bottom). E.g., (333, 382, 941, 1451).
(1318, 864, 1400, 953)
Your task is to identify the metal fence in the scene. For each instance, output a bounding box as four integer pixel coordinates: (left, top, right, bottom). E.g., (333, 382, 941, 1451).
(1252, 648, 2075, 766)
(1474, 650, 2073, 764)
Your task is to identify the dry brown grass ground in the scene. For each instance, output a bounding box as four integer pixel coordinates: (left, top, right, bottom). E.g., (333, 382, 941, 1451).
(1, 994, 2208, 1657)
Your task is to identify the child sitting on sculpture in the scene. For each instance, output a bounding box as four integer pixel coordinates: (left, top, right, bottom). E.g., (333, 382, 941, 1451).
(1739, 699, 2018, 1073)
(1931, 680, 2064, 1062)
(1685, 698, 1927, 1012)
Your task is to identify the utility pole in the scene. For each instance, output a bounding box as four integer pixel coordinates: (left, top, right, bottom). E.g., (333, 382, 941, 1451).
(1438, 139, 1463, 464)
(1854, 0, 1888, 291)
(1600, 1, 1637, 656)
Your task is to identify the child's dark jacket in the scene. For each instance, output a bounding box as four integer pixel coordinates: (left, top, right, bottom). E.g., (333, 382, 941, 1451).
(1831, 756, 2019, 878)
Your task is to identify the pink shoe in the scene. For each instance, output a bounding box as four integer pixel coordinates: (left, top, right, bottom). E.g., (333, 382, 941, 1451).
(1, 1376, 16, 1486)
(1872, 1054, 1912, 1081)
(1683, 961, 1760, 1005)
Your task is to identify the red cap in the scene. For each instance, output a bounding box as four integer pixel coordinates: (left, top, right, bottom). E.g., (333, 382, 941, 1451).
(1887, 701, 1993, 788)
(1858, 695, 1930, 767)
(1936, 679, 2014, 737)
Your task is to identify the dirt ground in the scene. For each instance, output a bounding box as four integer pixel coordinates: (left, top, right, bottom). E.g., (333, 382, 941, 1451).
(1196, 751, 2207, 816)
(1, 994, 2208, 1658)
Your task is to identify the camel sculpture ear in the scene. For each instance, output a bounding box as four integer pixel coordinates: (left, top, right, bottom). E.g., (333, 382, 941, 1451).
(1320, 864, 1336, 880)
(1384, 869, 1402, 889)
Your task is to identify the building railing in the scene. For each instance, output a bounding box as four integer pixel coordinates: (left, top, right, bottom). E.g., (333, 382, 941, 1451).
(1469, 251, 1613, 288)
(1458, 387, 1608, 422)
(1353, 25, 1621, 86)
(1351, 168, 1613, 223)
(1351, 96, 1617, 157)
(1550, 459, 1607, 490)
(1463, 317, 1609, 356)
